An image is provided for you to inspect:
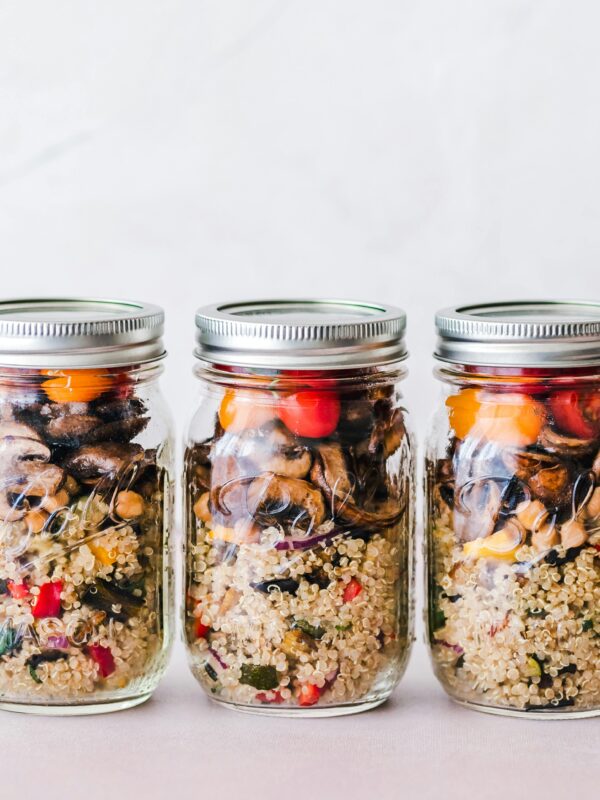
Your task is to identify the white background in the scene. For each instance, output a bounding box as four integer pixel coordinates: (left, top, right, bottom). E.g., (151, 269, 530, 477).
(1, 2, 600, 798)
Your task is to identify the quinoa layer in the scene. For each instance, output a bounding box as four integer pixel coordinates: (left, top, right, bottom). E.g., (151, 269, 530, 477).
(187, 523, 411, 707)
(429, 517, 600, 712)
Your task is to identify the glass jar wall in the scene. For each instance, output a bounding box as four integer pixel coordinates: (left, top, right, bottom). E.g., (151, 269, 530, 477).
(0, 300, 173, 714)
(426, 301, 600, 718)
(184, 300, 414, 715)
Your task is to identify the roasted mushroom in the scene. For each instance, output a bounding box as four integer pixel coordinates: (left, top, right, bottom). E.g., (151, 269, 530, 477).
(246, 473, 326, 529)
(311, 443, 404, 530)
(0, 422, 65, 521)
(62, 442, 144, 483)
(538, 426, 596, 458)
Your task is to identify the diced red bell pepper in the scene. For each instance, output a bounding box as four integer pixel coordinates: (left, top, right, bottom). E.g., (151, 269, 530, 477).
(256, 690, 285, 704)
(87, 644, 116, 678)
(194, 619, 210, 639)
(342, 578, 363, 603)
(297, 683, 320, 707)
(31, 581, 63, 618)
(7, 581, 29, 599)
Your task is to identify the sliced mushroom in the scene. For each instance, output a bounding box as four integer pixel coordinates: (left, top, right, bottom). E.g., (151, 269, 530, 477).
(0, 436, 50, 463)
(62, 442, 144, 482)
(311, 446, 403, 530)
(44, 414, 102, 446)
(246, 473, 326, 529)
(0, 423, 62, 521)
(539, 426, 596, 458)
(93, 397, 147, 421)
(0, 421, 42, 441)
(528, 463, 571, 507)
(368, 408, 406, 459)
(252, 422, 311, 479)
(453, 479, 502, 542)
(310, 443, 353, 501)
(90, 415, 148, 444)
(504, 448, 571, 508)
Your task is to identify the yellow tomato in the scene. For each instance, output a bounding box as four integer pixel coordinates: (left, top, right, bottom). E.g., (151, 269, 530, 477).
(218, 388, 276, 432)
(42, 369, 113, 403)
(447, 389, 544, 446)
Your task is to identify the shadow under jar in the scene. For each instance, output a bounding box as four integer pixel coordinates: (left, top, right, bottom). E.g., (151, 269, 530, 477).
(426, 301, 600, 718)
(0, 299, 173, 715)
(184, 300, 414, 716)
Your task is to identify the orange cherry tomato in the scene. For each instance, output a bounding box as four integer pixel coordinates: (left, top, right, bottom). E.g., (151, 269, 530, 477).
(218, 389, 277, 432)
(41, 369, 113, 403)
(447, 389, 545, 446)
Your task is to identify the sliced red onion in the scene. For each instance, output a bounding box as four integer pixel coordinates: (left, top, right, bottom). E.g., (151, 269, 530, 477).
(432, 638, 464, 655)
(47, 635, 69, 650)
(274, 528, 345, 551)
(323, 668, 339, 691)
(208, 647, 228, 670)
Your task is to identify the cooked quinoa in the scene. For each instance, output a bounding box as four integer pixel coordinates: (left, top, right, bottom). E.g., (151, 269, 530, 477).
(187, 522, 410, 707)
(0, 488, 167, 703)
(430, 517, 600, 711)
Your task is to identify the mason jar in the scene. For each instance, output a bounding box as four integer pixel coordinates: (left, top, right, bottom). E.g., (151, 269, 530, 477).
(184, 300, 414, 716)
(0, 299, 173, 714)
(426, 301, 600, 718)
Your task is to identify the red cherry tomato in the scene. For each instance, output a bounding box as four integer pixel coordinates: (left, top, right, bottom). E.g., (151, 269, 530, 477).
(549, 390, 600, 438)
(277, 390, 341, 438)
(297, 683, 320, 707)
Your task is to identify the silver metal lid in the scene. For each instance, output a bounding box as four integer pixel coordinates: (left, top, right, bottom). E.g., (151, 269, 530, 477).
(0, 298, 165, 368)
(435, 300, 600, 367)
(194, 299, 407, 369)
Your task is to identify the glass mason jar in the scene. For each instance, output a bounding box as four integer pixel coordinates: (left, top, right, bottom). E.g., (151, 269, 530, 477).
(0, 299, 173, 715)
(184, 300, 414, 716)
(426, 301, 600, 718)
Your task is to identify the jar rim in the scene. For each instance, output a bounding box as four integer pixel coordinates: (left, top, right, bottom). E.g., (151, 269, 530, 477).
(0, 297, 166, 368)
(194, 298, 407, 369)
(435, 299, 600, 367)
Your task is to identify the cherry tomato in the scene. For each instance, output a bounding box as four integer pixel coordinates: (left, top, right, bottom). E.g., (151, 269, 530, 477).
(342, 578, 363, 603)
(277, 390, 341, 438)
(218, 389, 277, 432)
(297, 683, 320, 707)
(42, 369, 113, 403)
(447, 389, 545, 446)
(549, 390, 600, 438)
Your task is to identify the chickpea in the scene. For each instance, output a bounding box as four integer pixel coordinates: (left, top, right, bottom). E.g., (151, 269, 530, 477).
(115, 490, 144, 519)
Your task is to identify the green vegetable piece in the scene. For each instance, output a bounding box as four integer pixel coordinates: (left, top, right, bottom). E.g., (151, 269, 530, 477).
(239, 664, 279, 691)
(205, 663, 218, 682)
(582, 619, 594, 632)
(0, 623, 23, 657)
(335, 623, 352, 632)
(29, 665, 42, 684)
(293, 619, 325, 640)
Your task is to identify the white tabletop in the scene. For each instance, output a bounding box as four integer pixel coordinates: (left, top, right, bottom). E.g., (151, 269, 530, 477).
(3, 638, 598, 800)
